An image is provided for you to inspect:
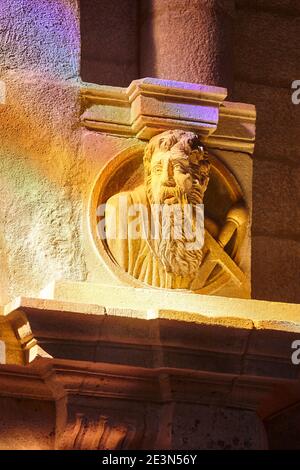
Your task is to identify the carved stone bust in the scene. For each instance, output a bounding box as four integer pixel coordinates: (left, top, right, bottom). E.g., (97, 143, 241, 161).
(102, 129, 248, 293)
(104, 130, 207, 288)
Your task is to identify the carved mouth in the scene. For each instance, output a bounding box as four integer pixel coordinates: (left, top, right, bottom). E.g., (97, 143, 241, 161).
(160, 187, 177, 204)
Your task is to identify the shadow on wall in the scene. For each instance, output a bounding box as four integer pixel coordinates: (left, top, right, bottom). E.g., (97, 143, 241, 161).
(80, 0, 139, 86)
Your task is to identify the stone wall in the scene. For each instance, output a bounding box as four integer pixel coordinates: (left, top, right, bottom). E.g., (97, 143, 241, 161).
(0, 0, 299, 303)
(0, 0, 87, 300)
(0, 0, 299, 451)
(139, 0, 235, 93)
(234, 0, 300, 303)
(79, 0, 300, 303)
(80, 0, 138, 86)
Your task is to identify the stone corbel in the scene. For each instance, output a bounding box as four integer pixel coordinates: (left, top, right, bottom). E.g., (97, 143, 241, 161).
(81, 77, 255, 298)
(80, 77, 255, 153)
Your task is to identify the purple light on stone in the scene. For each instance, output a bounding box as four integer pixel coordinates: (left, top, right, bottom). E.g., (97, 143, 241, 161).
(0, 0, 80, 79)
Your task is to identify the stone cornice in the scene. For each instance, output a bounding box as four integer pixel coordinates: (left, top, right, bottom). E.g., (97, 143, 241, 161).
(1, 293, 300, 448)
(80, 78, 255, 153)
(2, 294, 300, 389)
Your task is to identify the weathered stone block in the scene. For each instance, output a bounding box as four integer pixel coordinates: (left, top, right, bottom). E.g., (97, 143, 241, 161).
(252, 235, 300, 303)
(140, 0, 235, 90)
(81, 0, 138, 86)
(234, 9, 300, 87)
(171, 403, 267, 449)
(0, 0, 80, 79)
(252, 159, 300, 237)
(234, 81, 300, 164)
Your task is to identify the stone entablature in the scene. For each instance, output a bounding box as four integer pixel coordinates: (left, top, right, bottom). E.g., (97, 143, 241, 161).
(0, 285, 300, 449)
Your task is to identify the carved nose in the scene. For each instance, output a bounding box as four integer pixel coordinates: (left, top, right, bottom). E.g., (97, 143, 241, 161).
(161, 161, 174, 186)
(161, 173, 174, 186)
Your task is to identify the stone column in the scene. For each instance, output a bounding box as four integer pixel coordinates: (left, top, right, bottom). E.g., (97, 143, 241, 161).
(139, 0, 235, 93)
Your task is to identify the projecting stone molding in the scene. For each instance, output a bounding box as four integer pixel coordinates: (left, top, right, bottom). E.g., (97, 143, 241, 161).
(0, 287, 300, 449)
(81, 77, 256, 152)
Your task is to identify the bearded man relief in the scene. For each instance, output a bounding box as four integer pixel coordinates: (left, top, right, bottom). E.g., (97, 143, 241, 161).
(103, 130, 247, 290)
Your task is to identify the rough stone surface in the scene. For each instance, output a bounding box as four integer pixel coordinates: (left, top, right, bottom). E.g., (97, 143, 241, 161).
(0, 0, 299, 305)
(40, 281, 300, 325)
(252, 158, 300, 238)
(0, 1, 90, 301)
(0, 71, 88, 300)
(266, 403, 300, 450)
(234, 9, 300, 87)
(140, 0, 235, 92)
(232, 2, 300, 303)
(5, 299, 300, 449)
(0, 0, 299, 453)
(252, 235, 300, 304)
(0, 0, 80, 80)
(234, 81, 300, 164)
(172, 404, 267, 449)
(81, 0, 138, 86)
(0, 232, 9, 304)
(0, 397, 55, 450)
(236, 0, 300, 15)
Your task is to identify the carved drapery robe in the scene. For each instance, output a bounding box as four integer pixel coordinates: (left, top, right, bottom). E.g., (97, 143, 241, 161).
(105, 186, 197, 289)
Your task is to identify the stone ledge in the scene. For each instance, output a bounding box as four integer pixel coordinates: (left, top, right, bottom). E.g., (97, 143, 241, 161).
(1, 287, 300, 383)
(37, 280, 300, 325)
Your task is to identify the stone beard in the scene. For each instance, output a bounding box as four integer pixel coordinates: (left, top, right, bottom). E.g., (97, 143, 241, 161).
(104, 129, 211, 289)
(145, 131, 210, 279)
(147, 184, 205, 278)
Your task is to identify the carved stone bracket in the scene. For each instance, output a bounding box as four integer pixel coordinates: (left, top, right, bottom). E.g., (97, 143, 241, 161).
(81, 78, 255, 153)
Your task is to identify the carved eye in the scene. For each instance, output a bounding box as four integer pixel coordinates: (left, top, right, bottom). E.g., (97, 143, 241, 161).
(173, 163, 187, 174)
(152, 165, 162, 175)
(173, 163, 182, 171)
